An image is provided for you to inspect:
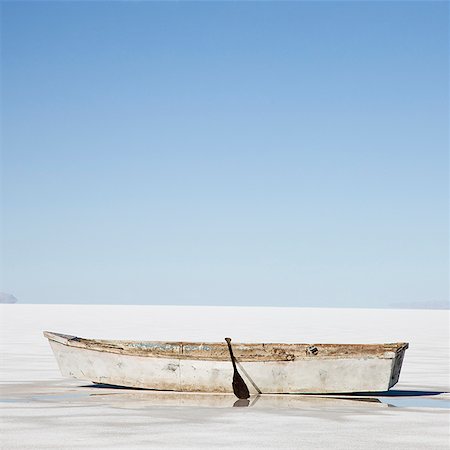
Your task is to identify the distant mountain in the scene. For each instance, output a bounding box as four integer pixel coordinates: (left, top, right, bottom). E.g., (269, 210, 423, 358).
(0, 293, 18, 304)
(389, 300, 449, 310)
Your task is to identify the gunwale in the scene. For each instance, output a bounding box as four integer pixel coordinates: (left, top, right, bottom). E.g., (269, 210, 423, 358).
(44, 331, 408, 362)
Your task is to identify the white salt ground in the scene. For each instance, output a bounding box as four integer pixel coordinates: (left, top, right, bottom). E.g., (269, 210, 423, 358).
(1, 305, 449, 449)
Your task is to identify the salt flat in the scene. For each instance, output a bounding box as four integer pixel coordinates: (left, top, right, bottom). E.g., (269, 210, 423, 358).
(1, 305, 449, 449)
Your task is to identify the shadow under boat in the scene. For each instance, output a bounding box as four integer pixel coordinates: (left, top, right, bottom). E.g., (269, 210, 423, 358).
(339, 390, 445, 397)
(65, 384, 434, 409)
(74, 383, 450, 409)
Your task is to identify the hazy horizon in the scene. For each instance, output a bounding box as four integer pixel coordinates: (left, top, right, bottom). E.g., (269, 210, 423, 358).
(1, 292, 448, 311)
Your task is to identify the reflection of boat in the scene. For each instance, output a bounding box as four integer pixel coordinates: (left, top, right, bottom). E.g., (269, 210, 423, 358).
(24, 387, 388, 409)
(86, 390, 387, 409)
(44, 331, 408, 394)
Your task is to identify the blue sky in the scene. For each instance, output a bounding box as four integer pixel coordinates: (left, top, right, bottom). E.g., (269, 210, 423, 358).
(1, 1, 448, 307)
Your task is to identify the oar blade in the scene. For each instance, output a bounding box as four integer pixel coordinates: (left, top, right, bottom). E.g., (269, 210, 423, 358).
(233, 371, 250, 399)
(225, 337, 250, 400)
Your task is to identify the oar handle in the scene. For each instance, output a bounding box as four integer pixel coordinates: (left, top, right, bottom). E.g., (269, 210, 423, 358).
(225, 337, 237, 370)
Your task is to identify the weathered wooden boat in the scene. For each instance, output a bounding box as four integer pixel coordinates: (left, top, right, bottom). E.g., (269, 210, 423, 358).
(44, 331, 408, 394)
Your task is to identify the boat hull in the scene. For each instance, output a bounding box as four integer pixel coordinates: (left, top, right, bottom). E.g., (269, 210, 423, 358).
(47, 338, 407, 394)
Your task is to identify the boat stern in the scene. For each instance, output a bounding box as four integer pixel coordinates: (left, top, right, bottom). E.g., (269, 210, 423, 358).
(388, 343, 409, 389)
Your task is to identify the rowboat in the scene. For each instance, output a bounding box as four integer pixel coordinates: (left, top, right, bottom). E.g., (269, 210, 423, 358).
(44, 331, 408, 394)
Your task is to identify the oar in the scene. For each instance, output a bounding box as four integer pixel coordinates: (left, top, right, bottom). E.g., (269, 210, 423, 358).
(225, 337, 250, 399)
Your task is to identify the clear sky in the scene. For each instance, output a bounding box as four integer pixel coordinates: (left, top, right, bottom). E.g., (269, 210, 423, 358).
(1, 1, 448, 308)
